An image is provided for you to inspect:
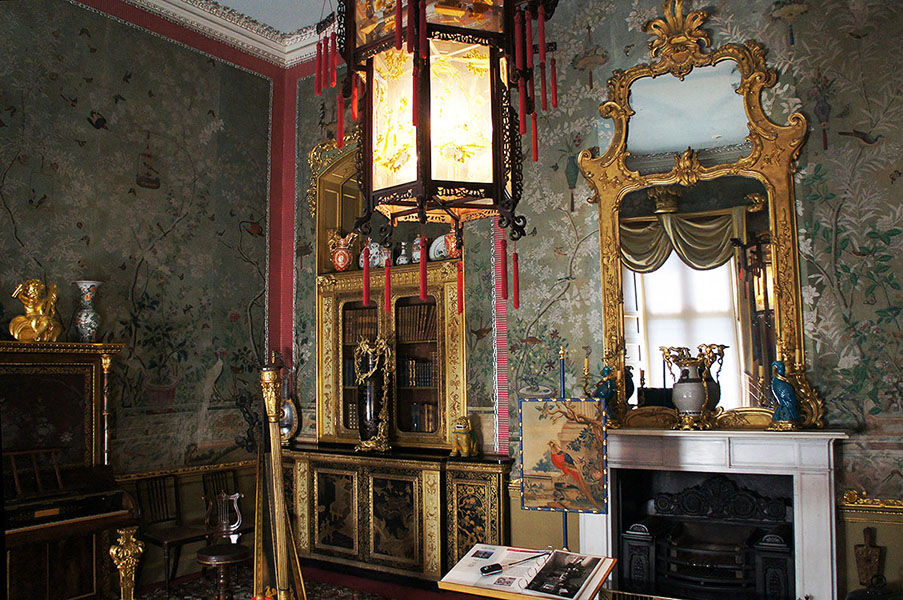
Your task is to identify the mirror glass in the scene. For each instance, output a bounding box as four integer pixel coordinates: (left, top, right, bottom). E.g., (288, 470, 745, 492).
(626, 61, 749, 170)
(619, 177, 773, 411)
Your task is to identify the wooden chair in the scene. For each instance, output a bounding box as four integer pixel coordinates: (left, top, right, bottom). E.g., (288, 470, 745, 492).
(196, 492, 251, 600)
(135, 474, 209, 597)
(201, 469, 253, 542)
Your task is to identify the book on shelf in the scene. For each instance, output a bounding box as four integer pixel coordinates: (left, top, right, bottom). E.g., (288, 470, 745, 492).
(439, 544, 615, 600)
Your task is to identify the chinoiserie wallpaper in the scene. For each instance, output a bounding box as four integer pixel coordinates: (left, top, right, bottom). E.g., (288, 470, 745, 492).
(0, 0, 270, 473)
(294, 0, 903, 499)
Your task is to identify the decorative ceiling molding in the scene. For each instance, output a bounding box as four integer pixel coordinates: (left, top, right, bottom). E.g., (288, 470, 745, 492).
(124, 0, 319, 67)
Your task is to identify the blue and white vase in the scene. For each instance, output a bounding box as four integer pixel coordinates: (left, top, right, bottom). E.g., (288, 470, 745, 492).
(74, 280, 101, 342)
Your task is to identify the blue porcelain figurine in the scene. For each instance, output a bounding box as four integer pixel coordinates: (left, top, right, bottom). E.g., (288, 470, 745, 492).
(593, 365, 617, 405)
(768, 360, 799, 430)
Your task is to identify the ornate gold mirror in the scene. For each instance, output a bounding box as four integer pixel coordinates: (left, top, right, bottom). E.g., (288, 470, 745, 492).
(578, 0, 823, 430)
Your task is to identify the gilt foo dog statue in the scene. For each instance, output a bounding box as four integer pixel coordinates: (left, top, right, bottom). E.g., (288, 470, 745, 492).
(449, 415, 479, 458)
(10, 279, 62, 342)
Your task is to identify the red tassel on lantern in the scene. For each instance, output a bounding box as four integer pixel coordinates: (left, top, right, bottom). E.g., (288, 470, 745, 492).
(540, 62, 548, 111)
(395, 0, 403, 50)
(531, 112, 538, 162)
(419, 0, 427, 59)
(315, 40, 322, 96)
(456, 261, 464, 315)
(515, 13, 526, 134)
(551, 57, 558, 108)
(351, 73, 359, 121)
(500, 237, 509, 300)
(330, 32, 337, 88)
(337, 93, 345, 148)
(385, 252, 392, 313)
(412, 60, 419, 127)
(323, 35, 331, 89)
(525, 10, 534, 70)
(512, 246, 520, 310)
(419, 236, 428, 301)
(407, 0, 415, 53)
(538, 5, 547, 64)
(362, 245, 371, 305)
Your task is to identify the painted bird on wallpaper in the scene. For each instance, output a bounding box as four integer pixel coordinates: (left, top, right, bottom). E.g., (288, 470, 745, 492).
(839, 129, 883, 145)
(547, 440, 596, 505)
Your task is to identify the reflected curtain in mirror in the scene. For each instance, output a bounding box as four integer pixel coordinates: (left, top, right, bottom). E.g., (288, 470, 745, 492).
(620, 206, 747, 273)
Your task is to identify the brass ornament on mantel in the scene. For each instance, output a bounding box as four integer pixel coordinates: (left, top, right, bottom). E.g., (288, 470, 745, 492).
(577, 0, 821, 430)
(10, 279, 63, 342)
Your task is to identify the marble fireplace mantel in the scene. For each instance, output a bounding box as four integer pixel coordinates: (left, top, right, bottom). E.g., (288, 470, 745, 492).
(579, 429, 848, 600)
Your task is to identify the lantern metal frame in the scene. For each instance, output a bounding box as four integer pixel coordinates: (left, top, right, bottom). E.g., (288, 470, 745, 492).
(335, 0, 559, 247)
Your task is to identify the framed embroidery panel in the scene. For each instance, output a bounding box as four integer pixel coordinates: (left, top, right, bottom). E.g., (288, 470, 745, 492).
(519, 397, 608, 514)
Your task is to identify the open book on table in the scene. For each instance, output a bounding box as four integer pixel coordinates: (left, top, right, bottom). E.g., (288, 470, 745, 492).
(439, 544, 616, 600)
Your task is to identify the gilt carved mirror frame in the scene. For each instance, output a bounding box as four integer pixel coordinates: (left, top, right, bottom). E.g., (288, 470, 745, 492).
(577, 0, 823, 430)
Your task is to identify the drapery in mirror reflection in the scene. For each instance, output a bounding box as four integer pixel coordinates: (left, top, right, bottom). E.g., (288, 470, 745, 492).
(620, 179, 773, 412)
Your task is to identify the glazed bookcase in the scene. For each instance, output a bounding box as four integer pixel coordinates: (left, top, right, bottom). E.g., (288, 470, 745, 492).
(316, 259, 465, 449)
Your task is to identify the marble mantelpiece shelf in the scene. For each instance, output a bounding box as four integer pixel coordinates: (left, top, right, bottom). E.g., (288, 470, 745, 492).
(581, 428, 848, 600)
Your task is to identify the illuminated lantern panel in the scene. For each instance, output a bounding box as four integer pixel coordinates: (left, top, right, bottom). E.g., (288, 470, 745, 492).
(371, 48, 417, 192)
(429, 39, 493, 185)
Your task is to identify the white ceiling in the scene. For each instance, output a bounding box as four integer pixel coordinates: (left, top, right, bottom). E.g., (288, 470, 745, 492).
(220, 0, 326, 34)
(128, 0, 339, 66)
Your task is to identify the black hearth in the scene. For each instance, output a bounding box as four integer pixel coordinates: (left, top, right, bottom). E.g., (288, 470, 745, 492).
(618, 471, 794, 600)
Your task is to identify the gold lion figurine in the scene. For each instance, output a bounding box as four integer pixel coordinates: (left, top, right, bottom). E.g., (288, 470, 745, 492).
(449, 415, 479, 458)
(10, 279, 62, 342)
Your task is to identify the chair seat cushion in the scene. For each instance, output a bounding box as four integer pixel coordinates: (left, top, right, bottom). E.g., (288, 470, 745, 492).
(196, 543, 251, 566)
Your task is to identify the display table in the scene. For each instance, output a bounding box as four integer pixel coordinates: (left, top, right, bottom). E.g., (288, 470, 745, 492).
(439, 544, 615, 600)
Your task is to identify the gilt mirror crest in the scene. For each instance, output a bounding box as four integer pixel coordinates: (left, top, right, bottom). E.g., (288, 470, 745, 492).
(578, 0, 822, 430)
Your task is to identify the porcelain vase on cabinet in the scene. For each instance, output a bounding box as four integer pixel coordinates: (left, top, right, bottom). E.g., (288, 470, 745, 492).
(74, 280, 101, 342)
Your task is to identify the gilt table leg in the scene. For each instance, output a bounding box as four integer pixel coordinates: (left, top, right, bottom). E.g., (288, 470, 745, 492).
(109, 526, 144, 600)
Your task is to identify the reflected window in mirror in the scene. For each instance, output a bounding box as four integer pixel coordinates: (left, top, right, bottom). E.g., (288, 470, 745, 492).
(620, 180, 774, 412)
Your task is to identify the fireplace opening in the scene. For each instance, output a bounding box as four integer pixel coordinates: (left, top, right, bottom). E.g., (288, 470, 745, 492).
(616, 470, 794, 600)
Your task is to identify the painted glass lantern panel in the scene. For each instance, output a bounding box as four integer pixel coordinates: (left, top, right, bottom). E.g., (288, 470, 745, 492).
(372, 48, 418, 192)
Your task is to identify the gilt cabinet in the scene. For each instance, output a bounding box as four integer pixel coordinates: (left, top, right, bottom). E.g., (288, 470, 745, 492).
(316, 260, 465, 449)
(285, 448, 510, 580)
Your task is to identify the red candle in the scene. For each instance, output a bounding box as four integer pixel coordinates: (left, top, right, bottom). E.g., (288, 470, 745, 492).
(538, 4, 547, 65)
(531, 112, 538, 162)
(456, 261, 464, 315)
(407, 0, 415, 53)
(330, 32, 337, 88)
(351, 73, 359, 121)
(540, 62, 548, 110)
(500, 237, 508, 300)
(337, 93, 345, 148)
(385, 252, 392, 313)
(419, 236, 428, 301)
(362, 245, 371, 305)
(512, 247, 520, 309)
(395, 0, 403, 50)
(315, 40, 322, 95)
(551, 57, 558, 108)
(419, 0, 427, 59)
(525, 10, 534, 70)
